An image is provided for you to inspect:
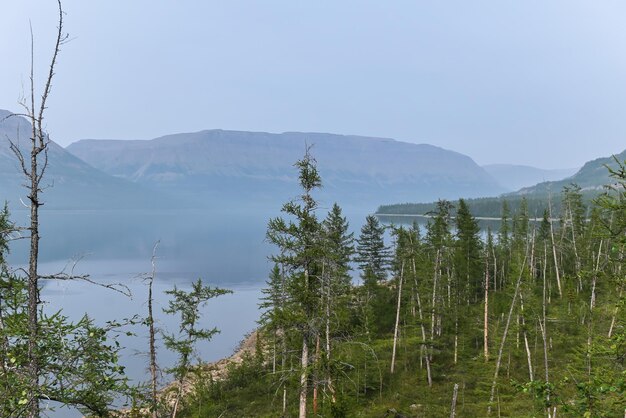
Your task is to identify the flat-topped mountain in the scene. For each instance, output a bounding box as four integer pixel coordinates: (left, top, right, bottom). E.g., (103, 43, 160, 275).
(67, 130, 505, 207)
(0, 110, 160, 209)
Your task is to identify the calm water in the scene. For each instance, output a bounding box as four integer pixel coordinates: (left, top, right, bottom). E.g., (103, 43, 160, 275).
(5, 205, 372, 416)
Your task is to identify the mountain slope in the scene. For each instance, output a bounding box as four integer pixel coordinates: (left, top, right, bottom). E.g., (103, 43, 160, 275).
(482, 164, 578, 191)
(0, 110, 162, 209)
(514, 149, 626, 196)
(67, 130, 505, 207)
(376, 150, 626, 218)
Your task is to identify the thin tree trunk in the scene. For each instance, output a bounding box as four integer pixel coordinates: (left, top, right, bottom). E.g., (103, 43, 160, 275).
(27, 142, 41, 418)
(548, 200, 563, 298)
(540, 242, 551, 408)
(412, 260, 432, 387)
(391, 261, 405, 374)
(13, 4, 67, 416)
(431, 250, 440, 341)
(450, 383, 459, 418)
(609, 259, 623, 338)
(488, 248, 529, 415)
(608, 289, 622, 338)
(529, 227, 536, 279)
(282, 330, 287, 416)
(567, 205, 582, 290)
(299, 336, 309, 418)
(325, 268, 336, 403)
(520, 293, 533, 381)
(454, 319, 458, 365)
(313, 335, 320, 415)
(590, 240, 603, 310)
(484, 249, 490, 362)
(492, 247, 498, 292)
(148, 242, 160, 418)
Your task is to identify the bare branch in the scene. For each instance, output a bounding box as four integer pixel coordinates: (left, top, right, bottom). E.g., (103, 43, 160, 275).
(38, 255, 133, 298)
(37, 0, 67, 150)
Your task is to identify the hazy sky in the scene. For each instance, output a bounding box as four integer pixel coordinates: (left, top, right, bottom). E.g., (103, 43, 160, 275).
(1, 1, 626, 169)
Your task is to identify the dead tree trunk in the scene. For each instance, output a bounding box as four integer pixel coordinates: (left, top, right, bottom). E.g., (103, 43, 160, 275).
(519, 293, 533, 381)
(548, 199, 563, 298)
(431, 250, 440, 344)
(488, 247, 529, 415)
(590, 240, 603, 311)
(6, 2, 67, 416)
(450, 383, 459, 418)
(390, 261, 405, 374)
(299, 335, 309, 418)
(484, 248, 490, 362)
(412, 260, 432, 387)
(148, 242, 160, 418)
(313, 335, 320, 415)
(540, 242, 551, 409)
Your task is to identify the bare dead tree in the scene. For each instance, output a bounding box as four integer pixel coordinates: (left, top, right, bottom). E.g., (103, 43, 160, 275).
(484, 246, 490, 362)
(4, 2, 69, 416)
(487, 244, 530, 416)
(390, 261, 404, 374)
(411, 258, 432, 387)
(146, 241, 160, 418)
(450, 383, 459, 418)
(547, 195, 563, 298)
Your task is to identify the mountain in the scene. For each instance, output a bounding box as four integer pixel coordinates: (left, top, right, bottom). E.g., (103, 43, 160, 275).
(514, 149, 626, 196)
(482, 164, 578, 191)
(67, 130, 505, 208)
(376, 149, 626, 219)
(0, 110, 162, 210)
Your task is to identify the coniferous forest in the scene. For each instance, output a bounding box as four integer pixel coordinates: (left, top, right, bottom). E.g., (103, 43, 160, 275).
(158, 151, 625, 418)
(1, 149, 625, 417)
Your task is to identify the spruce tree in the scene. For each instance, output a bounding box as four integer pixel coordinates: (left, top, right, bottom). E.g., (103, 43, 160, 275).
(265, 148, 323, 418)
(355, 215, 390, 283)
(454, 199, 483, 299)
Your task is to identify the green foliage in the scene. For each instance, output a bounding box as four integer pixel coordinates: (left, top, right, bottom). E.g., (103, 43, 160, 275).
(180, 159, 626, 417)
(356, 215, 390, 283)
(454, 199, 483, 298)
(163, 279, 232, 382)
(0, 206, 132, 416)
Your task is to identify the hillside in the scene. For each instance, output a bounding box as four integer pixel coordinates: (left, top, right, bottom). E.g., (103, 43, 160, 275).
(162, 160, 626, 418)
(0, 110, 164, 210)
(482, 164, 577, 191)
(514, 149, 626, 196)
(67, 130, 505, 208)
(377, 150, 626, 218)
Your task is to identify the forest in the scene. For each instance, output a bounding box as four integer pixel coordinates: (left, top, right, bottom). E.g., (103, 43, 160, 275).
(160, 151, 625, 417)
(1, 149, 625, 417)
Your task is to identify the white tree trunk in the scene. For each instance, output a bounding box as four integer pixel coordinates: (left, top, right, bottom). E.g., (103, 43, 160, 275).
(390, 261, 405, 374)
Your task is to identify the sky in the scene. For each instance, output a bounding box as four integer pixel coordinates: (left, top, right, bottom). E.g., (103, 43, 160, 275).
(1, 1, 626, 169)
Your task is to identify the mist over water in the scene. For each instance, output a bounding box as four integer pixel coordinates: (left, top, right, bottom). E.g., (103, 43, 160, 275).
(6, 204, 375, 416)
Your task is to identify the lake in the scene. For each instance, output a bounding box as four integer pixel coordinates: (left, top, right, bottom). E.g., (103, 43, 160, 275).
(5, 205, 373, 416)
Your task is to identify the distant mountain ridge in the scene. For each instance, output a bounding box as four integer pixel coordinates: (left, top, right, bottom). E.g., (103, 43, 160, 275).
(482, 164, 578, 191)
(0, 110, 163, 209)
(513, 149, 626, 196)
(376, 149, 626, 218)
(67, 129, 506, 207)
